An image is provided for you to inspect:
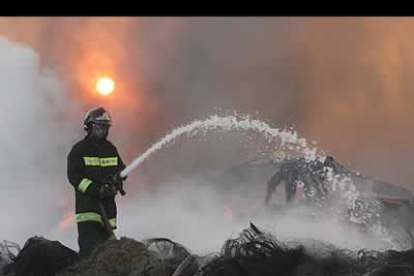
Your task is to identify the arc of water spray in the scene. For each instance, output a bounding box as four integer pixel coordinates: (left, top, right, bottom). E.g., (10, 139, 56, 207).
(119, 114, 318, 178)
(117, 114, 392, 247)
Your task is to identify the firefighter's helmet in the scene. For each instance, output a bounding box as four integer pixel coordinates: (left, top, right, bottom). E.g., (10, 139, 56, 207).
(83, 107, 113, 132)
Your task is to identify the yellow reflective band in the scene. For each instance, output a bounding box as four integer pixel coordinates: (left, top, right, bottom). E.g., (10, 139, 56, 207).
(84, 157, 100, 166)
(78, 178, 93, 193)
(75, 212, 102, 224)
(100, 157, 118, 167)
(109, 218, 117, 228)
(83, 157, 118, 167)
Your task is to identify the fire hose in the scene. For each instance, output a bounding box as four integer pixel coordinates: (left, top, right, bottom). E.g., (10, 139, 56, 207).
(99, 154, 148, 238)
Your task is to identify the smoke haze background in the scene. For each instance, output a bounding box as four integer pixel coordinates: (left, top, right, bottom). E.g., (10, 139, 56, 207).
(0, 17, 412, 252)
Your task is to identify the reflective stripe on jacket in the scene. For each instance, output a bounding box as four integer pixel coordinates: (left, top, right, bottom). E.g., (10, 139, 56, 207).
(67, 136, 126, 228)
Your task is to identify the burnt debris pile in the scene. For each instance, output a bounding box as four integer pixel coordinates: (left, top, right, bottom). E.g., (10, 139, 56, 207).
(3, 236, 78, 276)
(2, 224, 414, 276)
(57, 237, 168, 276)
(196, 223, 414, 276)
(1, 236, 198, 276)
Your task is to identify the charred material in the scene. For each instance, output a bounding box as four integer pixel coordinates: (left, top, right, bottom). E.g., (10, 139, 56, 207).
(0, 240, 20, 275)
(4, 223, 414, 276)
(196, 223, 414, 276)
(196, 222, 309, 276)
(3, 236, 78, 276)
(1, 236, 200, 276)
(57, 237, 167, 276)
(218, 155, 414, 235)
(264, 157, 329, 205)
(143, 238, 199, 276)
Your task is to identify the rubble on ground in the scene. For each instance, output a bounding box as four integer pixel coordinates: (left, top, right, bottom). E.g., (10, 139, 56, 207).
(3, 236, 77, 276)
(2, 223, 414, 276)
(57, 237, 167, 276)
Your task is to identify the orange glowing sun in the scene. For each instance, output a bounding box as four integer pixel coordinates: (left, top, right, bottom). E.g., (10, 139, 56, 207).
(96, 77, 115, 96)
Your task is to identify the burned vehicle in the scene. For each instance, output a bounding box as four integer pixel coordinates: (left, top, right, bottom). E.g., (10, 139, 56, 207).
(215, 156, 414, 237)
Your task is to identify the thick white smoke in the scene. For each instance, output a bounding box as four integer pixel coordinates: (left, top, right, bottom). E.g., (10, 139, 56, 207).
(0, 37, 79, 247)
(116, 176, 394, 256)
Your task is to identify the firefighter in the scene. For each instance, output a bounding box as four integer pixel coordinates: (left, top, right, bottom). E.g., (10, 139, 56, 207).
(67, 107, 127, 259)
(264, 158, 325, 205)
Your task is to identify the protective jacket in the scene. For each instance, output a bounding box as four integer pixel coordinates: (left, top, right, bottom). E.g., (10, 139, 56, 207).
(67, 135, 126, 229)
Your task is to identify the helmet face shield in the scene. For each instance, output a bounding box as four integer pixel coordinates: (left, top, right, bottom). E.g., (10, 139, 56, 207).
(90, 122, 110, 140)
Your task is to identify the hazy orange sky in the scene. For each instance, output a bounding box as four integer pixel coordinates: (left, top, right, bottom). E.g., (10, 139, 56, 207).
(1, 17, 414, 190)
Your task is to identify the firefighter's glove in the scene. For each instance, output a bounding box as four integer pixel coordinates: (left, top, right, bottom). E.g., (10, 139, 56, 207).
(111, 171, 127, 196)
(99, 184, 118, 199)
(112, 171, 127, 185)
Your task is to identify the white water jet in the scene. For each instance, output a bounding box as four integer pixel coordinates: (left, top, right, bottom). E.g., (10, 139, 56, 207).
(121, 114, 319, 177)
